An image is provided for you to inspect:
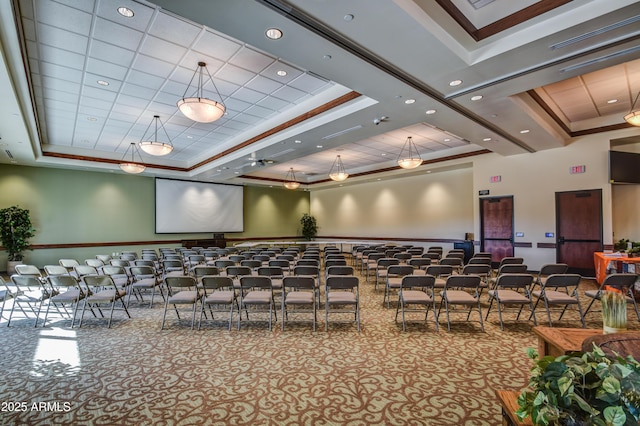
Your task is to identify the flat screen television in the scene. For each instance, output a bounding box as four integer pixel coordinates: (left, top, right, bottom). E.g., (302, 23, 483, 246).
(609, 151, 640, 184)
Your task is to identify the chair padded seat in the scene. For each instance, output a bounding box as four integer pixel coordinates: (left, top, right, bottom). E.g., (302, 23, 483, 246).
(132, 278, 158, 288)
(401, 290, 433, 304)
(168, 290, 199, 304)
(532, 290, 578, 304)
(434, 278, 447, 288)
(584, 290, 599, 298)
(327, 291, 356, 304)
(487, 289, 531, 303)
(204, 290, 234, 304)
(242, 291, 271, 304)
(88, 289, 120, 303)
(50, 289, 82, 303)
(285, 292, 314, 304)
(386, 277, 404, 288)
(442, 290, 477, 304)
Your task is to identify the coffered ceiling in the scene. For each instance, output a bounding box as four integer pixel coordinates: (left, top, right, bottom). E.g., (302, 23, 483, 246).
(1, 0, 639, 189)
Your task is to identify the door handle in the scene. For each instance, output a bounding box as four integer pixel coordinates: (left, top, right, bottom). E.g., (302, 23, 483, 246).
(558, 236, 565, 244)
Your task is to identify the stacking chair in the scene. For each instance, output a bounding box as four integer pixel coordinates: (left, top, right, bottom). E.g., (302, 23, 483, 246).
(241, 259, 262, 272)
(162, 259, 184, 278)
(439, 257, 463, 274)
(325, 275, 360, 332)
(214, 259, 236, 272)
(467, 257, 491, 265)
(425, 265, 454, 289)
(408, 257, 432, 273)
(407, 247, 424, 258)
(15, 264, 43, 278)
(485, 273, 536, 330)
(96, 254, 112, 264)
(296, 259, 319, 268)
(7, 274, 49, 327)
(161, 276, 201, 330)
(281, 276, 317, 331)
(193, 266, 220, 287)
(583, 273, 640, 321)
(488, 264, 528, 289)
(44, 264, 71, 277)
(42, 275, 86, 327)
(101, 265, 131, 294)
(492, 257, 524, 276)
(531, 274, 585, 328)
(128, 266, 164, 308)
(238, 275, 275, 331)
(84, 258, 105, 272)
(461, 264, 492, 296)
(393, 252, 412, 264)
(257, 266, 284, 294)
(225, 266, 254, 290)
(384, 265, 415, 308)
(374, 258, 400, 291)
(79, 275, 130, 328)
(364, 253, 385, 281)
(186, 254, 206, 274)
(294, 265, 321, 307)
(59, 259, 80, 275)
(73, 265, 100, 281)
(440, 275, 484, 332)
(395, 275, 438, 331)
(198, 276, 237, 331)
(269, 259, 292, 275)
(422, 252, 441, 262)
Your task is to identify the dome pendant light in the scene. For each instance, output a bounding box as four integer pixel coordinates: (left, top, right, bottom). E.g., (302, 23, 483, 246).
(119, 142, 146, 174)
(329, 155, 349, 181)
(284, 168, 300, 190)
(397, 136, 423, 169)
(138, 115, 173, 156)
(624, 91, 640, 126)
(177, 61, 226, 123)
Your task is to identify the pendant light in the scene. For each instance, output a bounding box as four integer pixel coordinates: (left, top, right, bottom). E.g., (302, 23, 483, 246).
(329, 155, 349, 181)
(283, 168, 300, 190)
(624, 91, 640, 126)
(138, 115, 173, 156)
(119, 143, 146, 174)
(397, 136, 422, 169)
(177, 61, 226, 123)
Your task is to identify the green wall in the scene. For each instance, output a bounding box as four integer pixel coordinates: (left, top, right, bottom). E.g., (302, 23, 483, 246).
(0, 165, 309, 269)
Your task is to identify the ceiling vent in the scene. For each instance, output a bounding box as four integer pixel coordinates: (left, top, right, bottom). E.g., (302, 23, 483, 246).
(467, 0, 496, 10)
(550, 15, 640, 50)
(322, 125, 363, 140)
(561, 45, 640, 73)
(5, 150, 13, 159)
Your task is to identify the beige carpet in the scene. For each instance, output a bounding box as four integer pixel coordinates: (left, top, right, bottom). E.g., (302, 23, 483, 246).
(1, 271, 637, 426)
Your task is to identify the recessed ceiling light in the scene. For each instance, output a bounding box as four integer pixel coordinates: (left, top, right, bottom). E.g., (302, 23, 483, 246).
(323, 55, 332, 60)
(234, 171, 239, 174)
(265, 28, 283, 40)
(294, 140, 302, 144)
(316, 145, 323, 148)
(425, 109, 436, 115)
(381, 153, 387, 156)
(404, 99, 415, 104)
(483, 137, 492, 142)
(87, 117, 97, 121)
(276, 70, 287, 77)
(97, 80, 109, 86)
(187, 135, 193, 139)
(426, 170, 432, 174)
(344, 14, 354, 21)
(471, 95, 483, 101)
(449, 80, 462, 86)
(520, 129, 530, 134)
(607, 99, 618, 104)
(217, 169, 222, 172)
(444, 138, 451, 142)
(117, 7, 134, 18)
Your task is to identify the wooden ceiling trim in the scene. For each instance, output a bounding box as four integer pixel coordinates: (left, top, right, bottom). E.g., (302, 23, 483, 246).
(436, 0, 573, 41)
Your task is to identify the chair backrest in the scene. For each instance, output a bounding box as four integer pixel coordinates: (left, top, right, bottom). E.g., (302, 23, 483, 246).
(252, 254, 270, 262)
(102, 265, 128, 277)
(408, 258, 431, 269)
(427, 246, 443, 253)
(130, 266, 155, 278)
(241, 260, 262, 269)
(239, 275, 272, 290)
(165, 275, 197, 289)
(134, 259, 155, 268)
(163, 259, 183, 270)
(74, 265, 99, 278)
(229, 255, 246, 264)
(11, 274, 44, 290)
(83, 274, 116, 289)
(48, 274, 80, 289)
(407, 247, 424, 256)
(539, 263, 569, 276)
(326, 265, 354, 276)
(497, 264, 528, 275)
(296, 259, 319, 267)
(422, 252, 441, 261)
(59, 258, 80, 269)
(462, 264, 491, 276)
(214, 259, 235, 269)
(188, 254, 205, 264)
(96, 254, 112, 263)
(439, 257, 463, 267)
(425, 265, 453, 277)
(444, 274, 481, 289)
(201, 275, 234, 291)
(283, 276, 315, 291)
(85, 259, 104, 268)
(226, 266, 253, 278)
(494, 273, 534, 289)
(401, 274, 435, 290)
(387, 265, 415, 277)
(377, 258, 400, 268)
(394, 252, 412, 261)
(193, 266, 219, 279)
(542, 274, 582, 289)
(269, 259, 291, 270)
(110, 259, 131, 267)
(277, 254, 295, 263)
(44, 265, 69, 276)
(601, 273, 637, 291)
(366, 253, 385, 263)
(499, 257, 524, 266)
(257, 266, 284, 277)
(473, 252, 492, 259)
(467, 257, 491, 265)
(15, 264, 42, 276)
(325, 259, 347, 268)
(326, 275, 359, 291)
(294, 265, 319, 277)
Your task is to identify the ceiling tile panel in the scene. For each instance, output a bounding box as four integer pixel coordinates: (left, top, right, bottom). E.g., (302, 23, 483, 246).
(79, 96, 113, 112)
(35, 1, 92, 36)
(230, 47, 274, 73)
(40, 63, 83, 83)
(89, 40, 135, 67)
(39, 45, 85, 70)
(149, 11, 201, 46)
(86, 58, 128, 80)
(95, 0, 155, 33)
(82, 86, 117, 102)
(245, 75, 284, 95)
(256, 97, 289, 111)
(126, 70, 165, 90)
(288, 74, 331, 93)
(84, 74, 123, 92)
(244, 104, 277, 119)
(131, 54, 175, 79)
(192, 31, 243, 62)
(272, 85, 307, 103)
(43, 88, 78, 104)
(139, 35, 187, 64)
(216, 63, 256, 87)
(93, 18, 144, 49)
(36, 23, 88, 54)
(231, 87, 267, 104)
(54, 0, 94, 13)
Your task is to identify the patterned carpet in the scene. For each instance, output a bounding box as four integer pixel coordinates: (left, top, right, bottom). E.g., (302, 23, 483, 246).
(1, 270, 638, 426)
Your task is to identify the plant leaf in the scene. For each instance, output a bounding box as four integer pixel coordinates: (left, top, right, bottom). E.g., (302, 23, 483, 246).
(603, 406, 627, 426)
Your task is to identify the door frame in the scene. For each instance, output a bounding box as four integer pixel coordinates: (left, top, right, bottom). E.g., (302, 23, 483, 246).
(479, 195, 515, 262)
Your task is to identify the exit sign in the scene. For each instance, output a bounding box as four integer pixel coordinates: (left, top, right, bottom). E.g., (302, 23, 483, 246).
(490, 175, 501, 183)
(570, 165, 586, 174)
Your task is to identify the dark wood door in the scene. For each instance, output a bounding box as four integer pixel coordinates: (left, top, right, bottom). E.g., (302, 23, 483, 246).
(556, 189, 603, 276)
(480, 196, 514, 264)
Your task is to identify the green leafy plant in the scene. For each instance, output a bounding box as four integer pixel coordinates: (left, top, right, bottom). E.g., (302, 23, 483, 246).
(300, 213, 318, 241)
(516, 346, 640, 426)
(0, 205, 36, 261)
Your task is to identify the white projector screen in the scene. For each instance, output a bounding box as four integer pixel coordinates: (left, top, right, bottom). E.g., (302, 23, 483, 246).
(155, 178, 244, 233)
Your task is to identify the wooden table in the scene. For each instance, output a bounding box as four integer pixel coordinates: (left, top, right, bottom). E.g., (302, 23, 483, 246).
(495, 389, 532, 426)
(533, 326, 602, 358)
(593, 252, 640, 284)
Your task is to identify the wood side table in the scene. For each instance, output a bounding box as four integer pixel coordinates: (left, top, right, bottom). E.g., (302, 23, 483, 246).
(532, 326, 602, 358)
(495, 389, 532, 426)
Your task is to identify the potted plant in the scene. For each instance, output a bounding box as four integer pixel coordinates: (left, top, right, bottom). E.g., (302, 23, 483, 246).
(0, 205, 36, 273)
(300, 213, 318, 241)
(516, 346, 640, 425)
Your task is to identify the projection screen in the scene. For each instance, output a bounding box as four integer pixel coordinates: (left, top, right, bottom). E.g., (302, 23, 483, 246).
(155, 178, 244, 233)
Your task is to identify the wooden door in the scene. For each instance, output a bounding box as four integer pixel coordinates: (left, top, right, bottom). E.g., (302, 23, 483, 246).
(480, 196, 514, 264)
(556, 189, 603, 276)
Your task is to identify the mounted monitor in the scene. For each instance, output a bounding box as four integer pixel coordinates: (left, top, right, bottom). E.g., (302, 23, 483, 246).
(155, 178, 243, 233)
(609, 151, 640, 184)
